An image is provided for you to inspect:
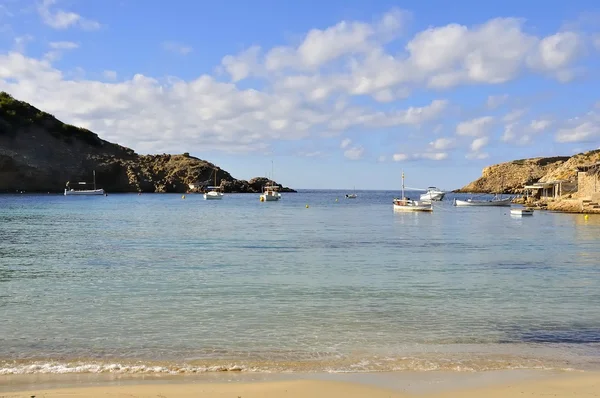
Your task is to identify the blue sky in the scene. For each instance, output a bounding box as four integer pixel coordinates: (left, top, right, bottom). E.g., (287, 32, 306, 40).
(1, 0, 599, 190)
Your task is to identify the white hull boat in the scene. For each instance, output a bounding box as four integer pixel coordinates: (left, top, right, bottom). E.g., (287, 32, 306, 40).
(420, 187, 445, 201)
(64, 171, 105, 196)
(345, 193, 357, 199)
(453, 197, 512, 207)
(511, 208, 533, 216)
(260, 161, 281, 202)
(393, 171, 433, 212)
(64, 188, 105, 196)
(260, 189, 281, 201)
(203, 190, 223, 200)
(393, 198, 433, 212)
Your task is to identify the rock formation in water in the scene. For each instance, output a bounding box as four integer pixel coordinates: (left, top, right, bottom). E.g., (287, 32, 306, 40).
(0, 92, 295, 193)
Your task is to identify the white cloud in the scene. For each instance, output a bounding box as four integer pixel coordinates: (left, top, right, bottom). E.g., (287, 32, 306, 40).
(470, 136, 489, 152)
(466, 152, 489, 160)
(377, 155, 387, 162)
(594, 35, 600, 51)
(393, 153, 410, 162)
(527, 31, 583, 80)
(103, 70, 117, 81)
(503, 108, 527, 123)
(556, 122, 600, 143)
(456, 116, 494, 136)
(340, 138, 352, 149)
(429, 137, 455, 150)
(162, 41, 193, 55)
(43, 41, 79, 62)
(392, 152, 448, 161)
(344, 145, 365, 160)
(37, 0, 101, 30)
(529, 119, 552, 132)
(486, 94, 508, 109)
(221, 46, 261, 82)
(13, 35, 34, 53)
(49, 41, 79, 50)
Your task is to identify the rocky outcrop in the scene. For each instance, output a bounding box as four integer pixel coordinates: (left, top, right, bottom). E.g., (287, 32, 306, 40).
(0, 92, 296, 193)
(455, 156, 571, 194)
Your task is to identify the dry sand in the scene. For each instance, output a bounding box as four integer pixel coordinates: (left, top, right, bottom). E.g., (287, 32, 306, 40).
(2, 371, 599, 398)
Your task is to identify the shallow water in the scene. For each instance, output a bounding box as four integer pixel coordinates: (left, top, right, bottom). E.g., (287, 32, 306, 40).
(1, 191, 599, 374)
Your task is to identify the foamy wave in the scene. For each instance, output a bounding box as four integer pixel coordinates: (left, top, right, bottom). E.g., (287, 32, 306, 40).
(0, 362, 254, 375)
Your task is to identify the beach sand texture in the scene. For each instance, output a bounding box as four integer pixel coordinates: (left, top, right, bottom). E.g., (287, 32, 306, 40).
(4, 372, 599, 398)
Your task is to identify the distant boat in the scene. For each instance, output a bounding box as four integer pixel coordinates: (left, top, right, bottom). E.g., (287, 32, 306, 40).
(511, 208, 534, 216)
(420, 187, 445, 201)
(204, 168, 224, 200)
(64, 171, 105, 196)
(260, 161, 281, 202)
(453, 196, 512, 207)
(345, 186, 357, 199)
(393, 171, 433, 212)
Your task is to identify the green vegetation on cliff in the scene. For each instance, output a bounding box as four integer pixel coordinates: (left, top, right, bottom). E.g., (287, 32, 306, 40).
(0, 92, 295, 193)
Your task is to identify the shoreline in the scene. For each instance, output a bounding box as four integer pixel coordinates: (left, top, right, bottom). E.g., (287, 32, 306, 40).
(1, 369, 598, 397)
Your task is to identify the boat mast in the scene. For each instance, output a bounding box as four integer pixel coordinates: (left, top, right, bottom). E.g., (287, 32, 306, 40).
(402, 170, 405, 199)
(93, 170, 96, 190)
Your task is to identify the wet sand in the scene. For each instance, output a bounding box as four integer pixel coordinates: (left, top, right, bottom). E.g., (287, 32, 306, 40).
(1, 370, 598, 398)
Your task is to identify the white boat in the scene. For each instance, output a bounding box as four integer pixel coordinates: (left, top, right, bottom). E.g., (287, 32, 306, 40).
(345, 187, 357, 199)
(260, 185, 281, 201)
(64, 171, 105, 196)
(453, 196, 512, 207)
(420, 187, 445, 201)
(203, 189, 223, 200)
(260, 161, 281, 202)
(203, 168, 224, 200)
(511, 208, 534, 216)
(393, 171, 433, 212)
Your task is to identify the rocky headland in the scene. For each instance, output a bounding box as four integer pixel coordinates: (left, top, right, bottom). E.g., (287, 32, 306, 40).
(455, 150, 600, 194)
(0, 92, 295, 193)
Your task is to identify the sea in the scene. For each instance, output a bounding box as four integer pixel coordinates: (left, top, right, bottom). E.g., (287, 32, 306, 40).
(1, 191, 599, 377)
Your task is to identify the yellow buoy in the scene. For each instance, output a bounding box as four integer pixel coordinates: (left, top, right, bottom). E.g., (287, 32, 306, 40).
(335, 198, 338, 202)
(306, 204, 309, 208)
(260, 196, 264, 202)
(584, 214, 589, 220)
(182, 195, 185, 199)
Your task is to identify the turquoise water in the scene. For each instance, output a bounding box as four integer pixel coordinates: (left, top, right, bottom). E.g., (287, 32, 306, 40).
(1, 191, 600, 375)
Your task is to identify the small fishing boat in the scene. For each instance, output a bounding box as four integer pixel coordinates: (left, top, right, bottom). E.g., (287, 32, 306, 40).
(259, 161, 281, 202)
(260, 184, 281, 201)
(345, 188, 357, 199)
(420, 187, 445, 201)
(510, 208, 534, 216)
(393, 171, 433, 212)
(64, 171, 105, 196)
(453, 196, 512, 207)
(204, 168, 224, 200)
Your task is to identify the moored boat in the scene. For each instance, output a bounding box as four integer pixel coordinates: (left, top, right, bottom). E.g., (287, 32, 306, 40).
(453, 196, 512, 207)
(204, 168, 224, 200)
(64, 171, 105, 196)
(510, 208, 534, 216)
(420, 187, 445, 201)
(393, 171, 433, 212)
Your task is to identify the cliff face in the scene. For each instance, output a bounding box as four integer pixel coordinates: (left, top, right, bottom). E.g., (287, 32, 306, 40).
(456, 156, 571, 194)
(0, 92, 295, 193)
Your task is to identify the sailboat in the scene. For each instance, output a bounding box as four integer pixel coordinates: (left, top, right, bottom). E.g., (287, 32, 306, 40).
(260, 160, 282, 202)
(204, 168, 224, 200)
(345, 186, 357, 199)
(64, 170, 105, 195)
(393, 171, 433, 212)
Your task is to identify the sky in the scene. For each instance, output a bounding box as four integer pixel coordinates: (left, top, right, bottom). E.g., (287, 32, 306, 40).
(1, 0, 599, 190)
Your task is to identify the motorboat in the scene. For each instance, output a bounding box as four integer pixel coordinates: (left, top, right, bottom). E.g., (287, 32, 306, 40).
(420, 187, 445, 201)
(510, 208, 534, 216)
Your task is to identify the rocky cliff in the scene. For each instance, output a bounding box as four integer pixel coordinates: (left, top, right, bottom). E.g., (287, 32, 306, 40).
(456, 156, 574, 194)
(0, 92, 295, 193)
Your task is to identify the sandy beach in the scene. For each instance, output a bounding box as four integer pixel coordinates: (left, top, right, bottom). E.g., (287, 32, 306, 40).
(2, 371, 599, 398)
